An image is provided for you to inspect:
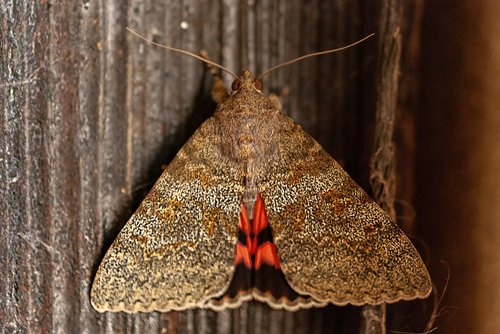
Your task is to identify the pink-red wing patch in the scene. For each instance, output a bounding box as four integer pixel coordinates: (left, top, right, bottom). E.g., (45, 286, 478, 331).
(234, 193, 281, 269)
(213, 192, 311, 307)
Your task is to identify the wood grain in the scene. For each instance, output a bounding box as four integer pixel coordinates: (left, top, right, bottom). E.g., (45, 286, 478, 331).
(0, 1, 420, 333)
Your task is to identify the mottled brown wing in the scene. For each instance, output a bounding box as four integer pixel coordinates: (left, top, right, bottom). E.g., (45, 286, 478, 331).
(258, 114, 432, 306)
(91, 117, 244, 312)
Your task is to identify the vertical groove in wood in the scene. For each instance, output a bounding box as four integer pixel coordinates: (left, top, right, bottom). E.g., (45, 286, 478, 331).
(15, 2, 30, 330)
(46, 0, 83, 332)
(78, 0, 102, 331)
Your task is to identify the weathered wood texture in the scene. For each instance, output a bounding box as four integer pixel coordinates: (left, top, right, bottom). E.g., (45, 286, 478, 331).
(1, 1, 428, 333)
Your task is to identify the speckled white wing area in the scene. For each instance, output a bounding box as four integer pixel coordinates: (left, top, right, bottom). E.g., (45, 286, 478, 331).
(258, 114, 432, 305)
(91, 118, 244, 312)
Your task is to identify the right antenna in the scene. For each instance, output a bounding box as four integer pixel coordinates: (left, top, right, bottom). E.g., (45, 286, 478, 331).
(256, 33, 375, 80)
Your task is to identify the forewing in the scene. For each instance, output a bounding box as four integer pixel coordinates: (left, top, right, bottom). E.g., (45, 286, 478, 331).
(91, 117, 244, 312)
(259, 114, 432, 305)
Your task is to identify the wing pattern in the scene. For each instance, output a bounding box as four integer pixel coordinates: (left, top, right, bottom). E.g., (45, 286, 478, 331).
(259, 114, 432, 305)
(91, 117, 244, 312)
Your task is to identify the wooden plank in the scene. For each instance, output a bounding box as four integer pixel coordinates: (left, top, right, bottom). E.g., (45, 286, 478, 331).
(0, 0, 419, 332)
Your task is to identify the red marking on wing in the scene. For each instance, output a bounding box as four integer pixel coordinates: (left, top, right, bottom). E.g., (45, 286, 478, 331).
(235, 243, 252, 269)
(252, 193, 268, 235)
(234, 193, 282, 270)
(224, 194, 300, 302)
(254, 242, 281, 269)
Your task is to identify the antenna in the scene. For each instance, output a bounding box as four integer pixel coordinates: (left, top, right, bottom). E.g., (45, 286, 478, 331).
(256, 33, 375, 80)
(126, 27, 239, 80)
(127, 27, 374, 82)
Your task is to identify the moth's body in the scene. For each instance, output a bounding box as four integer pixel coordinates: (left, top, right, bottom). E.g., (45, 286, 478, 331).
(91, 71, 432, 313)
(213, 72, 281, 218)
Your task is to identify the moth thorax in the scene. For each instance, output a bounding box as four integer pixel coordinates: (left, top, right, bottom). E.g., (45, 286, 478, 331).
(239, 146, 256, 161)
(238, 126, 256, 161)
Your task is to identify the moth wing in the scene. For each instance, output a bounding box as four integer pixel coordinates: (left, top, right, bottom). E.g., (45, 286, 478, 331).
(91, 117, 244, 312)
(259, 114, 432, 305)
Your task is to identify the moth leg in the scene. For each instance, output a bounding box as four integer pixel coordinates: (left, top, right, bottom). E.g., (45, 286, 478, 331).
(268, 94, 282, 111)
(200, 50, 229, 104)
(268, 87, 289, 111)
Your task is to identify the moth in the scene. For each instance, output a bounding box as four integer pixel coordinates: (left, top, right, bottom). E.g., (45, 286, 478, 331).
(91, 29, 432, 313)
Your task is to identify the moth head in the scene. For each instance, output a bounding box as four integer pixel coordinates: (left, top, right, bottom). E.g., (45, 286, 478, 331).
(231, 70, 263, 93)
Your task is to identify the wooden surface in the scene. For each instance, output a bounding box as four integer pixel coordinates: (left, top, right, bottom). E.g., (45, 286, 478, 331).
(0, 1, 431, 333)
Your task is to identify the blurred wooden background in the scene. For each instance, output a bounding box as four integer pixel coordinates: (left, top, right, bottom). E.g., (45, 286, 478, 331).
(2, 0, 498, 333)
